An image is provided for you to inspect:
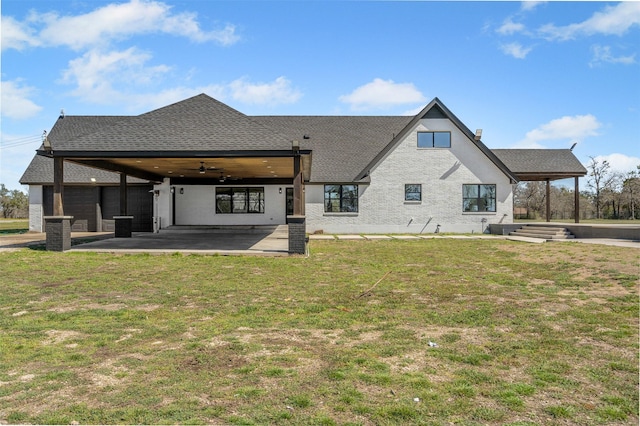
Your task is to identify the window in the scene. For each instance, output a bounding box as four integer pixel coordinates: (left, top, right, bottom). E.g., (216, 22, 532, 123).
(324, 185, 358, 212)
(417, 131, 451, 148)
(405, 184, 422, 202)
(216, 187, 264, 213)
(463, 184, 496, 212)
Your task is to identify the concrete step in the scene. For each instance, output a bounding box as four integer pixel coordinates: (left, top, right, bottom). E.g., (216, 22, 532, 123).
(509, 226, 576, 240)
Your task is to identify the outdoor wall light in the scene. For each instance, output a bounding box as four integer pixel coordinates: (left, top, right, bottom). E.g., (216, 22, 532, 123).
(180, 188, 184, 194)
(292, 140, 300, 152)
(170, 187, 175, 194)
(279, 187, 282, 194)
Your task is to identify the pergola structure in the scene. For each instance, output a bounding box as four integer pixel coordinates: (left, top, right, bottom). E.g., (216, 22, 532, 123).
(493, 149, 588, 222)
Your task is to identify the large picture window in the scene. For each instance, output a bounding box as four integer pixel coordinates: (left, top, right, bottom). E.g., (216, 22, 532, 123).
(324, 185, 358, 212)
(417, 131, 451, 148)
(463, 184, 496, 212)
(216, 187, 264, 214)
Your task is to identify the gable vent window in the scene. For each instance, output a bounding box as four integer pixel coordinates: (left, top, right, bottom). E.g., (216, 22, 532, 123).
(417, 131, 451, 148)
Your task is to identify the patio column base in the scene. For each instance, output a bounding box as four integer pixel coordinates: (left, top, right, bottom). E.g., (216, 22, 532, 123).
(287, 215, 307, 254)
(114, 216, 134, 238)
(44, 216, 73, 252)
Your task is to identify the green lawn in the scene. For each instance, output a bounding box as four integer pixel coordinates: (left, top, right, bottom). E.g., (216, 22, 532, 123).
(0, 240, 638, 425)
(0, 219, 28, 234)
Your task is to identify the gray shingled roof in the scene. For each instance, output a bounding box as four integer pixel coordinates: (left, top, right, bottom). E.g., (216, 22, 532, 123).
(49, 94, 293, 152)
(27, 94, 585, 185)
(20, 155, 149, 185)
(253, 116, 413, 182)
(492, 149, 587, 178)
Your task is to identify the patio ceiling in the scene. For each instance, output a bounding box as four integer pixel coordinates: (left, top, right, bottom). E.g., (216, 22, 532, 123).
(64, 154, 312, 183)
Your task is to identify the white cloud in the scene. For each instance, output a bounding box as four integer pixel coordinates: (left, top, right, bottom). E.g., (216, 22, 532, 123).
(229, 77, 302, 105)
(516, 114, 602, 148)
(589, 45, 636, 67)
(0, 80, 43, 119)
(592, 153, 640, 175)
(520, 1, 546, 12)
(4, 0, 239, 51)
(500, 42, 532, 59)
(538, 2, 640, 41)
(0, 16, 40, 51)
(497, 18, 525, 36)
(61, 48, 172, 103)
(339, 78, 426, 111)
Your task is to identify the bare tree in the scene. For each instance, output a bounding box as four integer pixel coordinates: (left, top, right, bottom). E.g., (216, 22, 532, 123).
(586, 157, 618, 219)
(622, 166, 640, 219)
(514, 181, 546, 219)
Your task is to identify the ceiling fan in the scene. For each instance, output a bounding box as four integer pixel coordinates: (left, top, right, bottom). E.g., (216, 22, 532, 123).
(187, 161, 222, 174)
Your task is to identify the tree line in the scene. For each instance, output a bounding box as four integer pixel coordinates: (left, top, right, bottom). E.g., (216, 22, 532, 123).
(0, 184, 29, 219)
(515, 158, 640, 220)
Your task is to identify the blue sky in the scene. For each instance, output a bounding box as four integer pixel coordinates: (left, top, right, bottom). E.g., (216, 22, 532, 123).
(2, 0, 639, 191)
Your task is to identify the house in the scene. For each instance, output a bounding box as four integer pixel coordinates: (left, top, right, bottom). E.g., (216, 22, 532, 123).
(20, 94, 586, 251)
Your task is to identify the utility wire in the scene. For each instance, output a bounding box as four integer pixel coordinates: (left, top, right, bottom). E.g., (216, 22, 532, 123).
(0, 134, 42, 150)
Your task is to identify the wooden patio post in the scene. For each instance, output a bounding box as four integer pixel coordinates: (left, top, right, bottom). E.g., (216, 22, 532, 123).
(574, 176, 580, 223)
(119, 173, 127, 216)
(114, 173, 133, 237)
(44, 156, 73, 251)
(545, 179, 551, 222)
(288, 142, 306, 254)
(53, 157, 64, 216)
(293, 152, 302, 216)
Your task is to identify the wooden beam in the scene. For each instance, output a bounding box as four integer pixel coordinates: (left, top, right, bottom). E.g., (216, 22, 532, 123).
(53, 157, 64, 216)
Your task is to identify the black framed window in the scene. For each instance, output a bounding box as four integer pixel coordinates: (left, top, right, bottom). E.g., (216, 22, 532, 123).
(216, 187, 264, 213)
(417, 131, 451, 148)
(324, 184, 358, 212)
(405, 184, 422, 201)
(462, 184, 496, 212)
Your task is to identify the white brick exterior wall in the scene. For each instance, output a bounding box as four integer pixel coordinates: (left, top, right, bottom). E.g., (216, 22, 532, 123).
(306, 118, 513, 234)
(28, 185, 44, 232)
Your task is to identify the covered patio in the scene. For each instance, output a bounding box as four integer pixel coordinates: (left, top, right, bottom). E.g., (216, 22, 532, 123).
(38, 94, 311, 254)
(493, 149, 588, 222)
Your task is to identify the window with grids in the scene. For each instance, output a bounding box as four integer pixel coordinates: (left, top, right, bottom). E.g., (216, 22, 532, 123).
(462, 184, 496, 212)
(324, 185, 358, 212)
(216, 187, 264, 213)
(405, 184, 422, 201)
(417, 131, 451, 148)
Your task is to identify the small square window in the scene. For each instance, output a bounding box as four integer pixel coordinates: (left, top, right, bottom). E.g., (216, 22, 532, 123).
(417, 131, 450, 148)
(405, 184, 422, 201)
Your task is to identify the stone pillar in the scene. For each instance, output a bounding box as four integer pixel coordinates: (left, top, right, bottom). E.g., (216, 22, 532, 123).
(44, 216, 73, 252)
(287, 215, 306, 254)
(114, 216, 134, 238)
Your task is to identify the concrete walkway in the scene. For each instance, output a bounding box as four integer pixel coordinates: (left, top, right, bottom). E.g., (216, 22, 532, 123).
(308, 233, 640, 248)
